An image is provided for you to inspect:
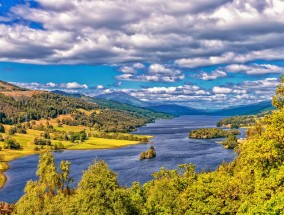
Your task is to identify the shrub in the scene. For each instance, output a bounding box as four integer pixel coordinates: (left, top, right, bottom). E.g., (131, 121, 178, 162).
(0, 123, 5, 133)
(8, 127, 16, 135)
(4, 138, 21, 149)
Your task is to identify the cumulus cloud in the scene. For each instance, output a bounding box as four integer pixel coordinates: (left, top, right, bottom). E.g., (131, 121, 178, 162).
(96, 85, 104, 89)
(226, 64, 284, 75)
(0, 0, 284, 66)
(198, 69, 227, 80)
(11, 76, 279, 109)
(12, 81, 88, 90)
(116, 63, 185, 82)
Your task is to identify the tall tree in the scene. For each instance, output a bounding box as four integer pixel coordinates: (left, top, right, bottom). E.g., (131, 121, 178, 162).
(272, 75, 284, 109)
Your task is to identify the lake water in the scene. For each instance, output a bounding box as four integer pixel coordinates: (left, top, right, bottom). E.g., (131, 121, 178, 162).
(0, 115, 245, 203)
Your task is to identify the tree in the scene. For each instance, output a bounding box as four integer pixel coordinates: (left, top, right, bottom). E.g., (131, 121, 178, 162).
(67, 160, 134, 215)
(222, 134, 238, 149)
(60, 160, 73, 194)
(4, 138, 20, 149)
(272, 75, 284, 109)
(8, 126, 16, 135)
(36, 151, 61, 195)
(0, 124, 5, 133)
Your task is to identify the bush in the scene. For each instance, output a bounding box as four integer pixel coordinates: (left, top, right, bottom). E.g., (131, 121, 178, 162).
(4, 138, 21, 149)
(0, 123, 5, 133)
(0, 134, 3, 141)
(8, 126, 16, 135)
(222, 134, 238, 149)
(34, 146, 40, 151)
(140, 146, 156, 160)
(34, 137, 51, 146)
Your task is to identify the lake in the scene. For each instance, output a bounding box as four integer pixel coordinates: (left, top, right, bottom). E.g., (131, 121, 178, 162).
(0, 115, 245, 203)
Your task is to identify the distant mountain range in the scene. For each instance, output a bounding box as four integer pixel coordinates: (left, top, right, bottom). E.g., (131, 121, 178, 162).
(96, 92, 149, 107)
(95, 91, 275, 116)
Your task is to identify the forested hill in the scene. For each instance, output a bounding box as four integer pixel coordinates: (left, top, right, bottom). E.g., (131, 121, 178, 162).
(53, 90, 172, 120)
(0, 81, 170, 132)
(0, 80, 26, 92)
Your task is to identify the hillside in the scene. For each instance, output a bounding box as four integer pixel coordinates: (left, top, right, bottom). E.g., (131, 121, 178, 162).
(95, 92, 149, 107)
(0, 80, 26, 92)
(0, 81, 170, 132)
(148, 104, 206, 116)
(53, 90, 172, 121)
(211, 100, 274, 116)
(95, 91, 274, 116)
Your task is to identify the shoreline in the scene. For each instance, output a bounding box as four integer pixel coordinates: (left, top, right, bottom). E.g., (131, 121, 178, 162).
(0, 137, 153, 189)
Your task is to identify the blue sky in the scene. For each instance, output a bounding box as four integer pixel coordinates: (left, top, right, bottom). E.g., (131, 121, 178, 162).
(0, 0, 283, 108)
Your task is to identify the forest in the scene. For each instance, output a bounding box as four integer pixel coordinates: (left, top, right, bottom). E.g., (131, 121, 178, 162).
(189, 127, 240, 139)
(0, 81, 170, 133)
(6, 77, 284, 214)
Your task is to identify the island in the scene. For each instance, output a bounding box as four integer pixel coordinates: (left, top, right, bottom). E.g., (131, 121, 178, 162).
(189, 128, 240, 139)
(139, 146, 156, 160)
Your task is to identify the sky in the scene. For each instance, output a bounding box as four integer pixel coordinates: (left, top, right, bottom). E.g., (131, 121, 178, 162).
(0, 0, 283, 109)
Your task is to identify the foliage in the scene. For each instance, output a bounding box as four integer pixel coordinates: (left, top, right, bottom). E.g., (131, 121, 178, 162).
(222, 134, 238, 149)
(3, 137, 20, 149)
(69, 130, 87, 142)
(272, 75, 284, 109)
(33, 137, 51, 146)
(140, 146, 156, 160)
(189, 127, 240, 139)
(0, 124, 4, 133)
(217, 115, 257, 128)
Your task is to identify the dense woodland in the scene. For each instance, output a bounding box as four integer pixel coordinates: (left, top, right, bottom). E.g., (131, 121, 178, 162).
(217, 115, 257, 128)
(9, 75, 284, 214)
(0, 81, 170, 133)
(189, 127, 240, 139)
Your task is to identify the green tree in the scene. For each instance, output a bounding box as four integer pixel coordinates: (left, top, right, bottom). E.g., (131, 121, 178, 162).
(60, 160, 73, 194)
(0, 123, 5, 133)
(272, 75, 284, 109)
(36, 151, 61, 195)
(67, 160, 135, 215)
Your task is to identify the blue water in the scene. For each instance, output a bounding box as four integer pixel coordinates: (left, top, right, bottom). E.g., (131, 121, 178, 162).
(0, 115, 245, 203)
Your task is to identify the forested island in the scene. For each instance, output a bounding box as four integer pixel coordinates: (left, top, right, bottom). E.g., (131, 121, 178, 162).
(189, 127, 240, 139)
(139, 146, 156, 160)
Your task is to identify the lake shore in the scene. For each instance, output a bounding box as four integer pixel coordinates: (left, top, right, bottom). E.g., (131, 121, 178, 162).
(0, 136, 152, 189)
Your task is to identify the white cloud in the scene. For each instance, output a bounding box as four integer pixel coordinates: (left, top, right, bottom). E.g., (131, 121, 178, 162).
(116, 63, 185, 82)
(226, 64, 284, 75)
(133, 63, 145, 69)
(12, 81, 88, 90)
(96, 85, 104, 89)
(1, 0, 284, 66)
(212, 86, 232, 94)
(199, 69, 227, 80)
(64, 82, 88, 89)
(120, 66, 136, 74)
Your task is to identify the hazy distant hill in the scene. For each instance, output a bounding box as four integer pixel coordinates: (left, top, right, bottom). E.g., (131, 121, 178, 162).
(211, 100, 274, 116)
(95, 92, 206, 115)
(95, 91, 274, 116)
(95, 92, 149, 107)
(53, 90, 172, 119)
(148, 104, 206, 116)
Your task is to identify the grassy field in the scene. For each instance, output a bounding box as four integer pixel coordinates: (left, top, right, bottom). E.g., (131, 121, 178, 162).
(0, 122, 152, 189)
